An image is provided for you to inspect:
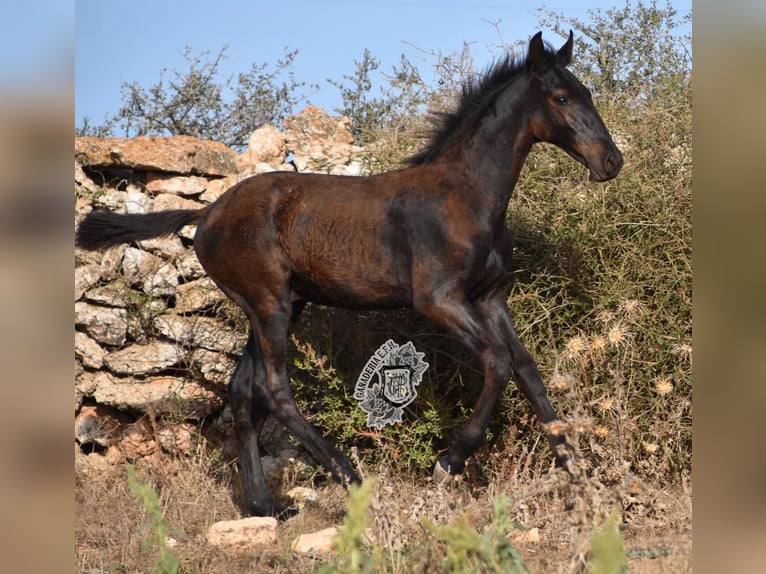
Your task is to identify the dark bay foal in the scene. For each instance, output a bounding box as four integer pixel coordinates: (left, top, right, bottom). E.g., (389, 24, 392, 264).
(76, 31, 622, 517)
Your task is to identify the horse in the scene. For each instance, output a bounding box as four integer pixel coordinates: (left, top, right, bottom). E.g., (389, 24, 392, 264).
(76, 31, 622, 517)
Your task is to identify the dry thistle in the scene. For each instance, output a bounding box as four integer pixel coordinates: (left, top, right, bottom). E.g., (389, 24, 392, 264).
(672, 342, 693, 363)
(590, 335, 608, 353)
(606, 323, 630, 347)
(597, 397, 616, 413)
(562, 335, 589, 360)
(550, 372, 575, 392)
(594, 425, 610, 439)
(619, 298, 641, 318)
(654, 377, 674, 396)
(642, 442, 660, 454)
(596, 309, 616, 324)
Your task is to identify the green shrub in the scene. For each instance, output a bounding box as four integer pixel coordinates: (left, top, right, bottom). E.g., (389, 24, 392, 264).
(586, 509, 628, 574)
(126, 465, 179, 574)
(318, 479, 381, 574)
(421, 494, 530, 573)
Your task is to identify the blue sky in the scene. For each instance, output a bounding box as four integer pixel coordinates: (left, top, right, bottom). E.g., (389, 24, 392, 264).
(73, 0, 691, 131)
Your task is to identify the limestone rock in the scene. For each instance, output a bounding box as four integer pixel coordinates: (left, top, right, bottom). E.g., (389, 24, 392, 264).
(83, 282, 132, 308)
(187, 349, 236, 384)
(75, 404, 127, 447)
(291, 527, 338, 554)
(158, 423, 195, 455)
(142, 262, 179, 297)
(75, 161, 99, 192)
(199, 177, 230, 204)
(284, 107, 353, 172)
(103, 342, 182, 375)
(99, 244, 127, 281)
(75, 264, 101, 301)
(145, 174, 209, 196)
(286, 486, 318, 505)
(92, 189, 128, 212)
(174, 277, 225, 312)
(122, 247, 162, 284)
(175, 251, 207, 281)
(206, 517, 278, 550)
(137, 235, 186, 257)
(120, 420, 158, 459)
(75, 302, 128, 346)
(125, 184, 152, 214)
(151, 192, 204, 212)
(247, 124, 286, 165)
(75, 136, 237, 176)
(92, 372, 221, 416)
(153, 314, 239, 352)
(75, 331, 107, 369)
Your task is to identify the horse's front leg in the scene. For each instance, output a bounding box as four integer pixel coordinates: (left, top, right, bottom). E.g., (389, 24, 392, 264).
(413, 291, 511, 480)
(480, 293, 574, 471)
(422, 291, 572, 483)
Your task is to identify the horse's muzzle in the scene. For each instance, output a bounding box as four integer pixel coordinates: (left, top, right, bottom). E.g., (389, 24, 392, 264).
(590, 149, 624, 182)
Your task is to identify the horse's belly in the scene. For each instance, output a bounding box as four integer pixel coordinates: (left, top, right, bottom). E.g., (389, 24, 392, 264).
(289, 270, 412, 310)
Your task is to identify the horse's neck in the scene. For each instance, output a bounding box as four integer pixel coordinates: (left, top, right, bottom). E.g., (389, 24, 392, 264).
(465, 120, 534, 220)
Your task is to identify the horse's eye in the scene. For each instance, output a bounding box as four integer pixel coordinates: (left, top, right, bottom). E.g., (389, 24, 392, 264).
(554, 95, 570, 106)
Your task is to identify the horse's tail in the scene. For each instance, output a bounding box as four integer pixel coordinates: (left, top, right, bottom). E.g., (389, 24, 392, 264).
(75, 207, 207, 250)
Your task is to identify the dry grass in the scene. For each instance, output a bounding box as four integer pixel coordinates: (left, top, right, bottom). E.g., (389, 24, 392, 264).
(75, 415, 691, 573)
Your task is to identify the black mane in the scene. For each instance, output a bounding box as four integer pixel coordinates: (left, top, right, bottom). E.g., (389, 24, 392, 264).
(406, 43, 558, 165)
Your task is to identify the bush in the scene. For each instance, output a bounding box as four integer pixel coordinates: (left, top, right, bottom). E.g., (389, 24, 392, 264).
(77, 46, 309, 149)
(288, 0, 691, 484)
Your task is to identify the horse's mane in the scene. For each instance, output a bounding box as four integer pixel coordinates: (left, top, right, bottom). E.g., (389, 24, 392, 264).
(406, 42, 559, 165)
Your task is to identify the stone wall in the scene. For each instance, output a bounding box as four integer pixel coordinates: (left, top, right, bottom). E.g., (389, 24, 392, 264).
(74, 107, 360, 468)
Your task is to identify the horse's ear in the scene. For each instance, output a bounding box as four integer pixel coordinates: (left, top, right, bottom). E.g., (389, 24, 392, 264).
(527, 31, 546, 72)
(557, 30, 574, 65)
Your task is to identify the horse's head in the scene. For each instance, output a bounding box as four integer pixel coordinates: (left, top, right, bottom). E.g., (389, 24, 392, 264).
(524, 31, 623, 182)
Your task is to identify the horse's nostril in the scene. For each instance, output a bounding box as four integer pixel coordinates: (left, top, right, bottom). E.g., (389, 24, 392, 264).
(604, 151, 623, 174)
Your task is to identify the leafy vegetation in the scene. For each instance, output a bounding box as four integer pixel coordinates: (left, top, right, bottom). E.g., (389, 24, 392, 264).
(318, 480, 381, 574)
(126, 465, 179, 574)
(586, 509, 628, 574)
(421, 495, 530, 573)
(77, 46, 309, 149)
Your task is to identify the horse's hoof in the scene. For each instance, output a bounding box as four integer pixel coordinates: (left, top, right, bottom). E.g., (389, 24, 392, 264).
(553, 443, 579, 475)
(432, 459, 462, 484)
(246, 500, 297, 520)
(275, 505, 299, 521)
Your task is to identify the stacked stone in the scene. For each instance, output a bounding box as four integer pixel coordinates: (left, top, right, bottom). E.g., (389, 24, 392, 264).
(74, 109, 358, 465)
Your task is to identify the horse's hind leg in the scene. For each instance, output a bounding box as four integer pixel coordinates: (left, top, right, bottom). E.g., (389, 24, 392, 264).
(228, 332, 292, 517)
(247, 294, 361, 488)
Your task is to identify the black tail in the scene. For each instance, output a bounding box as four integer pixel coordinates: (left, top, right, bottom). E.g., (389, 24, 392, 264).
(75, 208, 205, 250)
